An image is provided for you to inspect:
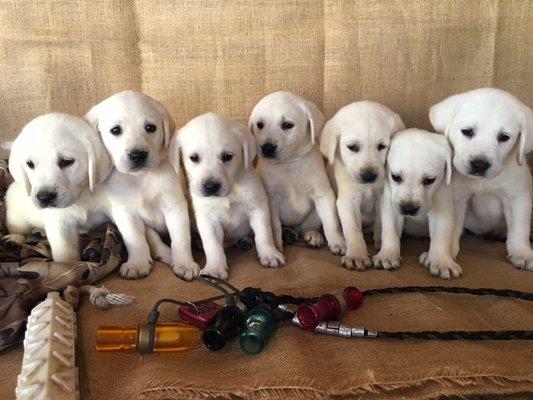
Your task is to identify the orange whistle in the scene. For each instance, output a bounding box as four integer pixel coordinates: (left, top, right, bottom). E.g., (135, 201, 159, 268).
(96, 323, 201, 353)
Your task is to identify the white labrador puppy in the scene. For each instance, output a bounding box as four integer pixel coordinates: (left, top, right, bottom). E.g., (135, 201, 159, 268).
(429, 88, 533, 271)
(85, 91, 198, 280)
(170, 112, 285, 280)
(373, 129, 461, 279)
(5, 113, 112, 261)
(320, 101, 404, 270)
(248, 91, 345, 254)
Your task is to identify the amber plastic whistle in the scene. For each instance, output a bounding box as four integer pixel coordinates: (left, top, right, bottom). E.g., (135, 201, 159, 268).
(96, 323, 201, 353)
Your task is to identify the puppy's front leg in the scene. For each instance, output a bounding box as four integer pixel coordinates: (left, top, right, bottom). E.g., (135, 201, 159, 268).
(196, 214, 228, 280)
(313, 190, 346, 255)
(269, 197, 283, 251)
(451, 196, 469, 259)
(164, 201, 200, 281)
(337, 194, 370, 271)
(45, 217, 80, 262)
(503, 190, 533, 271)
(249, 204, 285, 268)
(372, 187, 403, 270)
(421, 189, 462, 279)
(113, 208, 152, 279)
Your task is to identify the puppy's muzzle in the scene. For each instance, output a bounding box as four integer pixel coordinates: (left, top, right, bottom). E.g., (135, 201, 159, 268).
(128, 149, 149, 168)
(36, 190, 58, 207)
(469, 157, 491, 176)
(202, 179, 221, 197)
(399, 201, 420, 216)
(359, 169, 378, 184)
(260, 142, 277, 159)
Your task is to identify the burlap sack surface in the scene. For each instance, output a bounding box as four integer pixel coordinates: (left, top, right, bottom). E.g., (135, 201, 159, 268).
(0, 1, 532, 398)
(3, 235, 533, 399)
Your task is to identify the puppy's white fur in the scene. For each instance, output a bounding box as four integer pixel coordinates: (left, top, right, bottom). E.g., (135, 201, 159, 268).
(320, 101, 404, 270)
(5, 113, 112, 261)
(85, 91, 198, 280)
(249, 91, 345, 254)
(373, 129, 461, 279)
(429, 87, 533, 271)
(171, 112, 284, 280)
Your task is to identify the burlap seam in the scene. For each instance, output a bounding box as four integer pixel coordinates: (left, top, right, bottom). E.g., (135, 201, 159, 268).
(137, 372, 533, 400)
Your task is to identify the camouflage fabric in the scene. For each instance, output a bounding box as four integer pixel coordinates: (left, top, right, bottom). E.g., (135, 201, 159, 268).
(0, 162, 125, 351)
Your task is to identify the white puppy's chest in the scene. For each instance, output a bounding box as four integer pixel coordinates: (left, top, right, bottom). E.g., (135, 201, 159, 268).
(195, 196, 251, 241)
(259, 160, 319, 227)
(105, 169, 168, 232)
(44, 190, 108, 233)
(359, 187, 381, 225)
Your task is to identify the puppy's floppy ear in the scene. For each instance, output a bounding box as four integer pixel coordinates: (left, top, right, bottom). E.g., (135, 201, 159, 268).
(84, 102, 101, 132)
(429, 94, 465, 138)
(390, 112, 405, 133)
(436, 136, 453, 186)
(167, 130, 181, 173)
(79, 124, 113, 191)
(8, 136, 31, 195)
(516, 103, 533, 166)
(152, 99, 175, 149)
(236, 123, 257, 169)
(299, 99, 325, 144)
(319, 119, 340, 165)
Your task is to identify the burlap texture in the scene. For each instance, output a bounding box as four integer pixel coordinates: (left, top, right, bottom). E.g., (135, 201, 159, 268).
(0, 1, 532, 399)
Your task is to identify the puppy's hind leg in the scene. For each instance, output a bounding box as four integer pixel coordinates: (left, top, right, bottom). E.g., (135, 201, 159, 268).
(298, 210, 325, 248)
(503, 190, 533, 271)
(146, 228, 172, 265)
(249, 205, 285, 268)
(313, 192, 346, 255)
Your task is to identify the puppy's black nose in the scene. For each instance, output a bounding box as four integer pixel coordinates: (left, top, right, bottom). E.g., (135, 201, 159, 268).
(400, 202, 420, 216)
(470, 158, 491, 175)
(202, 180, 221, 196)
(128, 149, 149, 166)
(360, 169, 378, 183)
(261, 142, 277, 159)
(36, 190, 57, 206)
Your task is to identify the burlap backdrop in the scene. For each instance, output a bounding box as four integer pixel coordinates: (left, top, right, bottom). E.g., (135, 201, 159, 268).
(0, 1, 532, 399)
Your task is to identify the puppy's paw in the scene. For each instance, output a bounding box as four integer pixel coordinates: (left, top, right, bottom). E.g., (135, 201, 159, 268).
(303, 230, 325, 248)
(31, 227, 47, 237)
(200, 265, 229, 281)
(420, 252, 462, 279)
(342, 252, 371, 271)
(372, 250, 401, 270)
(328, 240, 346, 256)
(119, 261, 152, 279)
(172, 260, 200, 281)
(258, 248, 286, 268)
(152, 246, 172, 265)
(1, 233, 25, 249)
(507, 248, 533, 271)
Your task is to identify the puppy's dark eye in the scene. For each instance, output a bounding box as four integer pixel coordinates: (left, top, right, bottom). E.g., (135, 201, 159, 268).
(347, 143, 359, 153)
(189, 153, 200, 163)
(391, 173, 403, 183)
(497, 132, 510, 143)
(145, 123, 157, 133)
(256, 121, 264, 130)
(26, 160, 34, 169)
(461, 127, 474, 138)
(110, 125, 122, 136)
(58, 158, 75, 169)
(422, 176, 436, 186)
(221, 152, 233, 162)
(377, 143, 387, 151)
(281, 121, 294, 130)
